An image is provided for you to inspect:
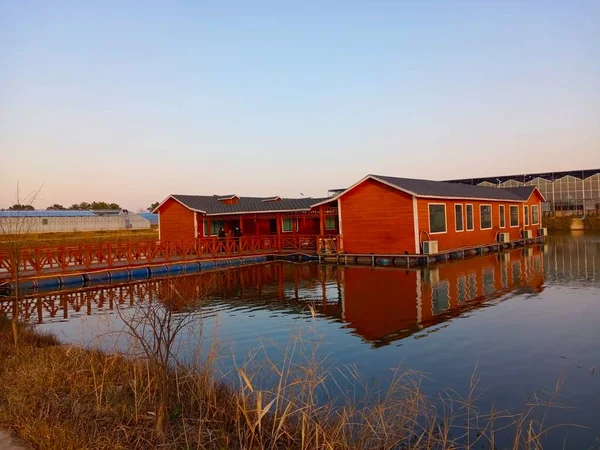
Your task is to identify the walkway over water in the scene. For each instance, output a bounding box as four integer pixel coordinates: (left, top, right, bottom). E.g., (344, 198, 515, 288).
(0, 235, 338, 282)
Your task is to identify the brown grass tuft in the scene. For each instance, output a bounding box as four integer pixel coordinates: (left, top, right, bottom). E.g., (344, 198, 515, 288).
(0, 315, 581, 449)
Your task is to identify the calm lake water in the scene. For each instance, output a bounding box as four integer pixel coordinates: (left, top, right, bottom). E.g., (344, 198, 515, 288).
(6, 232, 600, 448)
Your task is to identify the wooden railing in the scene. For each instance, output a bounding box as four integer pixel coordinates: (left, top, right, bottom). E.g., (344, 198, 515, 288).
(0, 235, 340, 279)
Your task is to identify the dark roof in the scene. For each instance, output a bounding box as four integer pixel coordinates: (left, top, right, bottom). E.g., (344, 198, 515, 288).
(167, 195, 328, 215)
(371, 175, 537, 201)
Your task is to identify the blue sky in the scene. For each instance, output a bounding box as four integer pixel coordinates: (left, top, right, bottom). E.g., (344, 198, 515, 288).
(1, 1, 598, 210)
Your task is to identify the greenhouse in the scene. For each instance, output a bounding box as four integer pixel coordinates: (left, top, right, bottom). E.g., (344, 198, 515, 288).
(0, 210, 151, 234)
(448, 168, 600, 215)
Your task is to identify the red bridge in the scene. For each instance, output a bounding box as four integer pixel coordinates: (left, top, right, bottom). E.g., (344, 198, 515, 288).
(0, 235, 340, 281)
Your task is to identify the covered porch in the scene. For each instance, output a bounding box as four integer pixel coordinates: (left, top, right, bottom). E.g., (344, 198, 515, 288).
(196, 205, 340, 253)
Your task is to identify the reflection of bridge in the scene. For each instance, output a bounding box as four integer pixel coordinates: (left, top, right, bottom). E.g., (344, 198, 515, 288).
(2, 246, 546, 347)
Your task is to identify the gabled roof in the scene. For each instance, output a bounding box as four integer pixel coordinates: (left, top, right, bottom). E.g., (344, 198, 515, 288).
(155, 194, 329, 215)
(313, 175, 544, 206)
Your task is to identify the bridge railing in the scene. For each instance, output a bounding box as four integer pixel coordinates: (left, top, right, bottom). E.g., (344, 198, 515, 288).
(0, 234, 340, 279)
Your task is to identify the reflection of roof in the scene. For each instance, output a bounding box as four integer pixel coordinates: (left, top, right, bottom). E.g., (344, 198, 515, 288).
(165, 195, 329, 215)
(0, 210, 97, 217)
(372, 175, 537, 201)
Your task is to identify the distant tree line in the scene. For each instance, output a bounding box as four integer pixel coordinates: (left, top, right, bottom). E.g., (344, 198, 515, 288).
(148, 202, 159, 213)
(0, 202, 122, 211)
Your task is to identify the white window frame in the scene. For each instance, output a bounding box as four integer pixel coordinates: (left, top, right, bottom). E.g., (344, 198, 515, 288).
(428, 203, 447, 235)
(509, 205, 519, 228)
(466, 204, 474, 231)
(479, 204, 493, 230)
(499, 205, 505, 229)
(524, 205, 529, 226)
(282, 217, 298, 232)
(324, 216, 336, 230)
(531, 204, 540, 225)
(454, 204, 464, 232)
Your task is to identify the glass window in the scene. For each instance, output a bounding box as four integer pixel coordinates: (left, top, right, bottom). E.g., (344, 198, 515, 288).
(510, 205, 519, 227)
(483, 269, 495, 295)
(499, 205, 505, 228)
(524, 205, 529, 226)
(466, 204, 474, 231)
(468, 273, 477, 300)
(204, 220, 223, 236)
(325, 217, 336, 230)
(457, 277, 467, 303)
(455, 204, 464, 232)
(480, 205, 492, 229)
(282, 218, 297, 232)
(428, 204, 447, 233)
(531, 205, 539, 225)
(432, 282, 450, 314)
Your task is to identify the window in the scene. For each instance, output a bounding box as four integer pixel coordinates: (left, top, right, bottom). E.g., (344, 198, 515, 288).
(480, 205, 492, 230)
(282, 218, 298, 232)
(531, 205, 539, 225)
(466, 204, 474, 231)
(204, 220, 223, 236)
(457, 276, 467, 304)
(325, 217, 336, 230)
(510, 205, 519, 227)
(42, 218, 48, 225)
(428, 204, 447, 234)
(454, 204, 464, 232)
(524, 205, 529, 226)
(432, 282, 450, 314)
(499, 205, 505, 228)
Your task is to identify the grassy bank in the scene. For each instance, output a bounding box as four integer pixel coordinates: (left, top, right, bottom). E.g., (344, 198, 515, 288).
(0, 316, 570, 449)
(543, 214, 600, 231)
(0, 229, 158, 246)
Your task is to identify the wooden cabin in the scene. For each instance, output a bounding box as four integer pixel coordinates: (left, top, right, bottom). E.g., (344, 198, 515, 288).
(313, 174, 545, 255)
(154, 194, 339, 243)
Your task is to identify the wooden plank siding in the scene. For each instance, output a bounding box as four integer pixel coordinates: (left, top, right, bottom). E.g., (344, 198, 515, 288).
(416, 191, 543, 251)
(339, 178, 416, 254)
(157, 198, 196, 243)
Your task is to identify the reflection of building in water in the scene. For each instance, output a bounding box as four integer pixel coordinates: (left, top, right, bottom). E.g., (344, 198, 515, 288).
(3, 263, 344, 325)
(342, 246, 545, 346)
(543, 234, 599, 285)
(4, 247, 546, 347)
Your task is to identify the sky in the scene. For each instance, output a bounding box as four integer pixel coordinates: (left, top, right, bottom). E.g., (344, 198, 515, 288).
(1, 1, 599, 211)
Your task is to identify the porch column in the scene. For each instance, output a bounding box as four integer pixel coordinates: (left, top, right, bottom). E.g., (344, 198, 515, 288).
(319, 206, 325, 236)
(206, 217, 211, 237)
(276, 213, 282, 251)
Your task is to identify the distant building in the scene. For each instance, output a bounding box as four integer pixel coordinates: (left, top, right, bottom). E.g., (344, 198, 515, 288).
(0, 210, 151, 234)
(446, 169, 600, 215)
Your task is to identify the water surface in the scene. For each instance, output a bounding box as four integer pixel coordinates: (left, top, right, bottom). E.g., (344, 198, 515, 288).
(6, 233, 600, 448)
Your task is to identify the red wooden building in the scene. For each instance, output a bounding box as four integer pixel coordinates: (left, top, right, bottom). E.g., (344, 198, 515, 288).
(313, 174, 545, 255)
(154, 194, 339, 246)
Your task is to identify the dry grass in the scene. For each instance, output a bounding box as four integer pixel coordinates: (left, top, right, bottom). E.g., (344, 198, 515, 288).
(0, 229, 158, 246)
(0, 315, 579, 450)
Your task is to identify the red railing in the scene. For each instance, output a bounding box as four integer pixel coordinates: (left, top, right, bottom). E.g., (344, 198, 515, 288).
(0, 235, 340, 279)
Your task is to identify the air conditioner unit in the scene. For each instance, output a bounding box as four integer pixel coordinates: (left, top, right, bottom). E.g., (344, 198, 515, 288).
(422, 240, 438, 254)
(497, 232, 510, 243)
(522, 230, 533, 239)
(538, 228, 548, 237)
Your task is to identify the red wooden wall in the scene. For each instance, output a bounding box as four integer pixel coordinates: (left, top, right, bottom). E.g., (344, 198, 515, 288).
(416, 191, 543, 251)
(339, 179, 416, 254)
(158, 198, 196, 243)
